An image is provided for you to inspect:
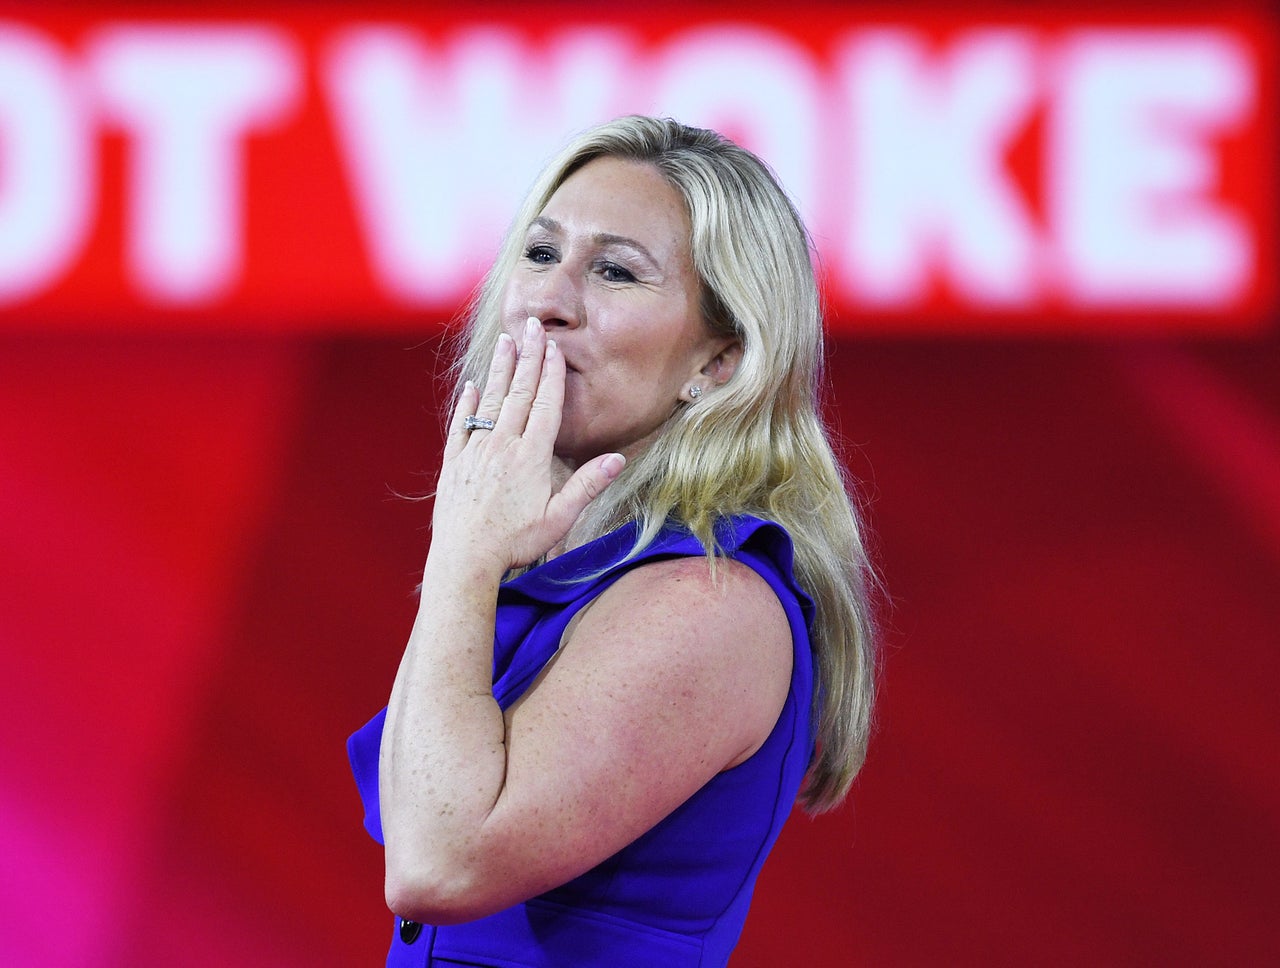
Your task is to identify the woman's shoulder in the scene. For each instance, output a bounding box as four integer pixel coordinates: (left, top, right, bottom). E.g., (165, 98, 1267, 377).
(627, 513, 803, 578)
(574, 514, 815, 658)
(500, 513, 812, 632)
(548, 528, 796, 768)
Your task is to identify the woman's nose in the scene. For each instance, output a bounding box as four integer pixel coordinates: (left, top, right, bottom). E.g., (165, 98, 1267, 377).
(523, 263, 582, 330)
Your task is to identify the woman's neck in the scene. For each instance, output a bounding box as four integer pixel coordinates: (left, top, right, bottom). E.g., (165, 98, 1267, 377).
(545, 456, 577, 560)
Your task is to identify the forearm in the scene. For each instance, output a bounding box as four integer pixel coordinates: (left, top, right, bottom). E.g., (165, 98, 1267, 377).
(375, 319, 623, 920)
(378, 548, 509, 915)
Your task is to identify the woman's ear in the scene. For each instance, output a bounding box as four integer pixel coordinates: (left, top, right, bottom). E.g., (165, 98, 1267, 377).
(700, 339, 742, 386)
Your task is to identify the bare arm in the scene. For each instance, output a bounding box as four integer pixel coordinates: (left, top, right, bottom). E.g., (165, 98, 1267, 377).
(379, 318, 791, 924)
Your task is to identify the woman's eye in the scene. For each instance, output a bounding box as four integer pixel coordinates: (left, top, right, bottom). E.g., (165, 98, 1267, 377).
(599, 262, 635, 283)
(525, 244, 557, 264)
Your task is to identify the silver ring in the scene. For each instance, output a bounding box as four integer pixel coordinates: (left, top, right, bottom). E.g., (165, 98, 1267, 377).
(463, 415, 496, 432)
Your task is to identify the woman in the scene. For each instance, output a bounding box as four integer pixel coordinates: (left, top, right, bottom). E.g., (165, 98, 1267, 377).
(348, 115, 878, 967)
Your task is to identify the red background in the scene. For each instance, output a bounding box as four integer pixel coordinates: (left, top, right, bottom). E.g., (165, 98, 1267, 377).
(4, 1, 1276, 332)
(2, 3, 1278, 966)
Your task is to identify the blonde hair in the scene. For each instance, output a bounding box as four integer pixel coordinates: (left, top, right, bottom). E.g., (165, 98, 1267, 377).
(453, 116, 877, 812)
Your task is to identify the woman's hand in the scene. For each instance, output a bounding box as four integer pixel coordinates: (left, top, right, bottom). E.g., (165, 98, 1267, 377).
(429, 316, 625, 573)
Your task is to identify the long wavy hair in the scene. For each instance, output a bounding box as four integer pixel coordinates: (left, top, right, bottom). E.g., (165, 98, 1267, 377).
(450, 116, 878, 812)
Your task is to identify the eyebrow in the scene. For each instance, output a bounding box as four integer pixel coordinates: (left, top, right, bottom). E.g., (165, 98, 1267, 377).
(529, 216, 661, 269)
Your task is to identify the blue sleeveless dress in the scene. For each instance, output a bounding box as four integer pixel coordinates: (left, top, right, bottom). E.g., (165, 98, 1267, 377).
(348, 515, 817, 967)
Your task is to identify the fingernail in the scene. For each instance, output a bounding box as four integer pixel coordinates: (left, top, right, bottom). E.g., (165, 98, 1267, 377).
(546, 339, 557, 358)
(497, 333, 514, 347)
(526, 316, 540, 337)
(601, 453, 626, 479)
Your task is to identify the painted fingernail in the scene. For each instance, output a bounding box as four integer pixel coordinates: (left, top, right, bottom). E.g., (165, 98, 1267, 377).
(526, 316, 540, 337)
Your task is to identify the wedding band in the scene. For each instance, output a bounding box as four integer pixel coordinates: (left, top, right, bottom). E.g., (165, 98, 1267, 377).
(463, 415, 496, 432)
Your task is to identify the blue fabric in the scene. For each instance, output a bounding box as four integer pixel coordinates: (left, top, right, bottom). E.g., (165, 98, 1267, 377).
(348, 515, 817, 967)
